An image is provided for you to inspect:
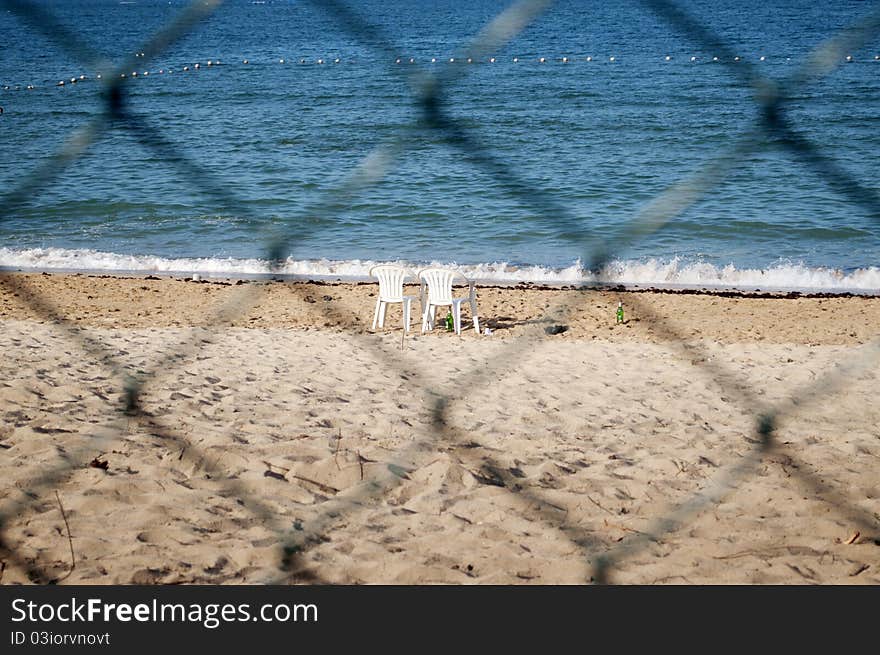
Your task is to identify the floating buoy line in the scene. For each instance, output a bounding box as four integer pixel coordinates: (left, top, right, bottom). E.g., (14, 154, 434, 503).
(2, 52, 878, 94)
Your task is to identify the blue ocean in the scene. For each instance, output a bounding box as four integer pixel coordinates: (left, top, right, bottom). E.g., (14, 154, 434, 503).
(1, 0, 879, 290)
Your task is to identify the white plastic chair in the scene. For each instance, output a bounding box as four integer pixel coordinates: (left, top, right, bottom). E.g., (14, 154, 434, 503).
(418, 268, 480, 335)
(369, 265, 417, 333)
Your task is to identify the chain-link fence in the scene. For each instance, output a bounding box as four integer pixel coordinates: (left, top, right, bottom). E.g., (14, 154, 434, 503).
(1, 0, 878, 584)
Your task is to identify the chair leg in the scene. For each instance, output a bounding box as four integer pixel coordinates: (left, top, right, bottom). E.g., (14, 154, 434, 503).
(403, 298, 411, 333)
(453, 301, 462, 335)
(378, 301, 388, 328)
(470, 298, 480, 333)
(372, 298, 382, 331)
(421, 303, 432, 332)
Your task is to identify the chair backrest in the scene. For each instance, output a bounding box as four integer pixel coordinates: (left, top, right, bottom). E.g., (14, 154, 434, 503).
(370, 265, 408, 302)
(418, 268, 463, 305)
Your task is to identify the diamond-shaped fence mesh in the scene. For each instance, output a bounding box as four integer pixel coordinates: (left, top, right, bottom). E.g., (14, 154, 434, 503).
(0, 0, 878, 584)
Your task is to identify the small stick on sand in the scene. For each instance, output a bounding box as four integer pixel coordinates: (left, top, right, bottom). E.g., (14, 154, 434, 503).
(292, 474, 339, 495)
(587, 495, 615, 515)
(602, 519, 653, 538)
(849, 563, 869, 577)
(262, 460, 290, 474)
(54, 490, 75, 582)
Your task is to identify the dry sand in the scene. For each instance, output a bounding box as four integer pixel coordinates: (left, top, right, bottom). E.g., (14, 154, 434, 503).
(0, 272, 878, 584)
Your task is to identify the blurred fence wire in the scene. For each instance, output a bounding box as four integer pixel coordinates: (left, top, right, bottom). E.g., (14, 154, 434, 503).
(0, 0, 878, 584)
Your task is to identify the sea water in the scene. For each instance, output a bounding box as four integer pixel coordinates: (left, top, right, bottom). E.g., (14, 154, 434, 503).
(1, 0, 879, 291)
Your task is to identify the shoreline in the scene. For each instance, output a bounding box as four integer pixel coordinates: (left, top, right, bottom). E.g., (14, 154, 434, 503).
(2, 268, 879, 298)
(2, 248, 879, 295)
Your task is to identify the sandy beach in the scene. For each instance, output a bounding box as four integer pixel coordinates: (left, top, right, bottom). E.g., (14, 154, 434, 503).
(0, 272, 878, 584)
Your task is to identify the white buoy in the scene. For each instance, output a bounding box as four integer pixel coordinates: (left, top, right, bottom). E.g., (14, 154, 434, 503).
(335, 58, 340, 64)
(562, 56, 568, 63)
(300, 58, 306, 64)
(665, 55, 671, 61)
(713, 56, 718, 62)
(759, 56, 765, 61)
(194, 63, 200, 69)
(243, 59, 249, 64)
(691, 56, 697, 62)
(489, 57, 495, 63)
(734, 56, 740, 62)
(70, 77, 76, 83)
(431, 57, 436, 63)
(449, 57, 455, 63)
(96, 74, 102, 79)
(143, 71, 148, 76)
(79, 74, 85, 80)
(58, 80, 64, 86)
(183, 66, 189, 71)
(845, 55, 853, 62)
(279, 59, 284, 64)
(513, 57, 519, 63)
(609, 56, 615, 62)
(317, 58, 323, 64)
(875, 55, 879, 60)
(539, 57, 545, 63)
(131, 71, 137, 77)
(395, 58, 401, 64)
(586, 56, 592, 62)
(409, 57, 414, 63)
(467, 57, 473, 63)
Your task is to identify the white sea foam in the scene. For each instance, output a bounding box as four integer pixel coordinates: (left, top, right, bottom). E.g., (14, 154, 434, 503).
(1, 247, 878, 293)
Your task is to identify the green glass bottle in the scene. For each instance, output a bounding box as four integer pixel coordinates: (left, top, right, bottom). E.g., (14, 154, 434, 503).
(445, 311, 454, 332)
